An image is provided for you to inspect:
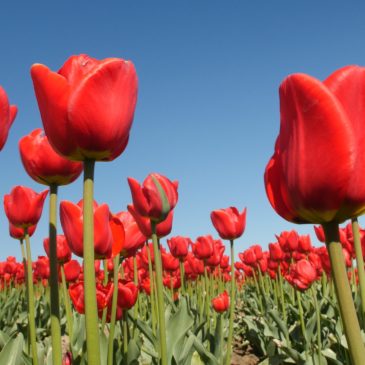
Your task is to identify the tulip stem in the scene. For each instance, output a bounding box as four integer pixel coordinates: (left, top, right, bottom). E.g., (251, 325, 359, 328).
(83, 159, 101, 365)
(48, 184, 62, 365)
(25, 231, 39, 365)
(225, 239, 235, 365)
(146, 242, 157, 335)
(101, 259, 109, 330)
(311, 286, 323, 365)
(60, 265, 73, 341)
(107, 254, 120, 365)
(296, 290, 309, 360)
(179, 260, 185, 295)
(322, 221, 365, 365)
(151, 223, 167, 365)
(351, 218, 365, 327)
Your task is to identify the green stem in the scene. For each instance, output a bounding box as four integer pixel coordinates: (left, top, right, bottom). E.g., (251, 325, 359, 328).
(101, 259, 109, 330)
(122, 311, 129, 364)
(204, 265, 210, 322)
(25, 231, 39, 365)
(60, 265, 73, 341)
(322, 222, 365, 365)
(151, 223, 167, 365)
(311, 286, 323, 365)
(146, 242, 157, 335)
(107, 254, 120, 365)
(296, 290, 309, 360)
(352, 218, 365, 327)
(179, 260, 185, 295)
(133, 255, 139, 323)
(225, 239, 235, 365)
(48, 184, 62, 365)
(83, 159, 101, 365)
(278, 268, 287, 322)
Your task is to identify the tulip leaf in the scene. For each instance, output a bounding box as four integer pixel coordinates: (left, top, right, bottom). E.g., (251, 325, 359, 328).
(166, 297, 194, 363)
(0, 332, 24, 365)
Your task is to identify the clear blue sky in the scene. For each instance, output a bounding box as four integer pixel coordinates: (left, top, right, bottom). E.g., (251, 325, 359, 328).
(0, 1, 364, 261)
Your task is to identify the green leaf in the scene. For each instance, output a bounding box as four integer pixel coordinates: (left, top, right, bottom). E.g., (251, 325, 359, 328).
(0, 332, 24, 365)
(166, 297, 194, 363)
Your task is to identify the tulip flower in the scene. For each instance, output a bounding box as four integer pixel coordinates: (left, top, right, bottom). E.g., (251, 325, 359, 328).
(9, 223, 36, 240)
(167, 236, 191, 259)
(31, 54, 138, 162)
(192, 235, 215, 260)
(4, 186, 48, 228)
(69, 281, 113, 314)
(128, 205, 174, 238)
(275, 230, 299, 253)
(114, 211, 146, 257)
(117, 280, 139, 309)
(43, 235, 72, 264)
(286, 259, 317, 291)
(128, 173, 178, 222)
(60, 199, 113, 259)
(161, 252, 179, 272)
(210, 207, 246, 240)
(265, 66, 365, 363)
(62, 260, 81, 282)
(268, 242, 284, 262)
(0, 85, 17, 151)
(211, 291, 230, 313)
(19, 129, 83, 186)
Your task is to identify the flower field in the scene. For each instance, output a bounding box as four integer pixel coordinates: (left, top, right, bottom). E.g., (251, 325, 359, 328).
(1, 56, 365, 365)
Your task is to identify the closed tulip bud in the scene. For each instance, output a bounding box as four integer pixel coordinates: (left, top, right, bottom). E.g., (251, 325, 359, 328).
(31, 54, 138, 161)
(19, 129, 83, 186)
(265, 67, 365, 224)
(269, 242, 284, 261)
(128, 204, 174, 238)
(9, 223, 36, 240)
(161, 252, 180, 272)
(298, 234, 312, 253)
(69, 281, 113, 314)
(62, 259, 81, 282)
(44, 234, 72, 264)
(128, 173, 178, 222)
(4, 186, 48, 228)
(192, 235, 215, 260)
(167, 236, 191, 259)
(275, 230, 299, 252)
(114, 211, 146, 258)
(210, 207, 247, 240)
(286, 259, 317, 291)
(117, 280, 138, 309)
(60, 199, 113, 259)
(34, 256, 50, 280)
(212, 291, 230, 313)
(0, 86, 17, 151)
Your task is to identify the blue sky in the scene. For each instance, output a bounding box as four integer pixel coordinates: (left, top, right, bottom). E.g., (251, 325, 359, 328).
(0, 1, 364, 261)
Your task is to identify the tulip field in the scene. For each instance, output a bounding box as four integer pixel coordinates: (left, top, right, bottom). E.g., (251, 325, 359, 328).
(1, 56, 365, 365)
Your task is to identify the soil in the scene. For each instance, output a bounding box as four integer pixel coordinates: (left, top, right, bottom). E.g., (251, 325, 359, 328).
(231, 340, 260, 365)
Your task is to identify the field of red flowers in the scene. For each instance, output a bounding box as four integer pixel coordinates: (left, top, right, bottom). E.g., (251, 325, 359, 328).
(1, 56, 365, 365)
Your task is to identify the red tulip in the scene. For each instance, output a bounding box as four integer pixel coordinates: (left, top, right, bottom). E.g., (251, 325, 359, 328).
(286, 259, 317, 291)
(210, 207, 247, 240)
(4, 186, 48, 228)
(192, 235, 215, 260)
(115, 211, 146, 257)
(205, 240, 225, 267)
(60, 199, 113, 259)
(275, 230, 299, 252)
(167, 236, 191, 259)
(69, 281, 113, 314)
(161, 252, 179, 272)
(239, 245, 263, 267)
(34, 256, 50, 280)
(43, 234, 72, 264)
(211, 291, 230, 313)
(9, 223, 36, 240)
(128, 205, 174, 238)
(220, 255, 230, 269)
(128, 173, 178, 222)
(0, 86, 17, 151)
(31, 54, 138, 161)
(117, 280, 139, 309)
(62, 260, 81, 282)
(298, 234, 312, 253)
(19, 129, 83, 186)
(268, 242, 284, 261)
(265, 67, 365, 224)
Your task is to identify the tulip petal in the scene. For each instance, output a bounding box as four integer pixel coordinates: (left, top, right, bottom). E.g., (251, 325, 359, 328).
(278, 73, 354, 223)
